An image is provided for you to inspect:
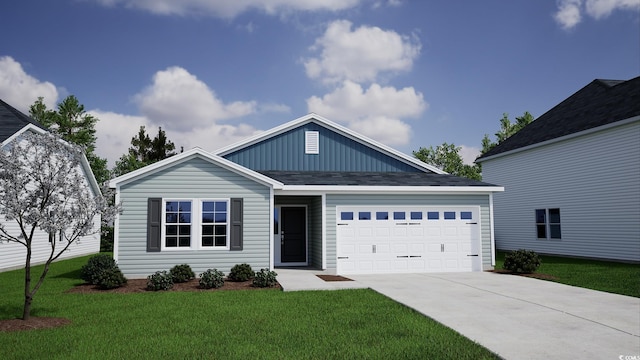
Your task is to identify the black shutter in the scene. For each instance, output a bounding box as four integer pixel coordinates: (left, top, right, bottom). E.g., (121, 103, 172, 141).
(147, 198, 162, 252)
(230, 198, 243, 251)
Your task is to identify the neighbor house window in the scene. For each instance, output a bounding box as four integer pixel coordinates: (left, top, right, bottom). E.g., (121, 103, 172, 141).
(536, 208, 561, 239)
(165, 201, 192, 248)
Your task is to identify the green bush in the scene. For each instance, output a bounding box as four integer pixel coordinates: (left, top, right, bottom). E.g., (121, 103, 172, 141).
(228, 263, 254, 282)
(199, 269, 225, 289)
(95, 267, 128, 290)
(503, 249, 541, 274)
(80, 254, 118, 285)
(147, 270, 174, 291)
(170, 264, 195, 283)
(253, 269, 278, 288)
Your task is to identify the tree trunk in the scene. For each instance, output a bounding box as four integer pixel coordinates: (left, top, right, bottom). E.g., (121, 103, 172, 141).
(22, 246, 32, 321)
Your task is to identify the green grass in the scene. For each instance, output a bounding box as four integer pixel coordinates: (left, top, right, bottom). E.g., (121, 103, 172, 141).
(0, 256, 499, 360)
(495, 251, 640, 298)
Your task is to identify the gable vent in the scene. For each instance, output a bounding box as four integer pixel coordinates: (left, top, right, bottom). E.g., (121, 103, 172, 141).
(305, 131, 319, 154)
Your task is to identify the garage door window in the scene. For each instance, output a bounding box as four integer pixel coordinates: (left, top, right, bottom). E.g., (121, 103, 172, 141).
(410, 212, 422, 220)
(359, 212, 371, 220)
(341, 212, 354, 221)
(376, 212, 389, 220)
(461, 212, 472, 220)
(393, 212, 405, 220)
(427, 212, 439, 220)
(444, 212, 456, 220)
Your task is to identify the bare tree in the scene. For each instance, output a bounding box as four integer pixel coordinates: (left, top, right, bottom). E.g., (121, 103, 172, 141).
(0, 131, 120, 320)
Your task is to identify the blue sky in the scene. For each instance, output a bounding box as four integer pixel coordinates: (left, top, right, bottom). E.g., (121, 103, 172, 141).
(1, 0, 638, 167)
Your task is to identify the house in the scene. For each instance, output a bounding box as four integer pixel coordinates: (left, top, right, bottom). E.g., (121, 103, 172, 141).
(109, 114, 504, 277)
(0, 99, 102, 272)
(476, 77, 640, 262)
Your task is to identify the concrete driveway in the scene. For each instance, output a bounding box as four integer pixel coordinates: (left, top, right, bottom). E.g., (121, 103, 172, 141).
(348, 272, 640, 360)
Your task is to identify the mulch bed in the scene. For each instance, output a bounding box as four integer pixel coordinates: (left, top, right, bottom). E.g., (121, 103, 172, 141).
(0, 278, 280, 333)
(316, 274, 353, 282)
(489, 269, 558, 281)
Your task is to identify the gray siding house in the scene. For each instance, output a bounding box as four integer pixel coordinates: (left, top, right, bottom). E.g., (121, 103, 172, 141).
(0, 99, 102, 272)
(477, 77, 640, 262)
(110, 114, 503, 277)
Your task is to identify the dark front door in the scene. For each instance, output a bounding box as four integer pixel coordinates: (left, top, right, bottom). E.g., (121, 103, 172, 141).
(281, 207, 306, 263)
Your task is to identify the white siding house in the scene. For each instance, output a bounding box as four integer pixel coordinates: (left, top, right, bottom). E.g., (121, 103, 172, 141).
(477, 77, 640, 262)
(0, 99, 102, 272)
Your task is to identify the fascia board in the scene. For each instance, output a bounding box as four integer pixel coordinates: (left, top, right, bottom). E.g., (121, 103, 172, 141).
(276, 185, 504, 194)
(477, 115, 640, 163)
(214, 113, 444, 174)
(108, 148, 283, 189)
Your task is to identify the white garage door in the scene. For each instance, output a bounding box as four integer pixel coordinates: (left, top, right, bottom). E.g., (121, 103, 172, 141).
(336, 206, 481, 275)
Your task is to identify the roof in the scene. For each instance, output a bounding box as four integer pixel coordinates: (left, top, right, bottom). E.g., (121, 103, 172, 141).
(477, 76, 640, 161)
(215, 113, 445, 174)
(259, 171, 497, 187)
(0, 99, 47, 143)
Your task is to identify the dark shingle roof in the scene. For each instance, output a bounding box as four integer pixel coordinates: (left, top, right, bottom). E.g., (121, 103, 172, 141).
(477, 76, 640, 160)
(0, 99, 47, 143)
(259, 171, 497, 187)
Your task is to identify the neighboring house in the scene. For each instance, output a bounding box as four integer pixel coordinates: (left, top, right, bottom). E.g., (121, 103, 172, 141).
(110, 114, 503, 277)
(477, 77, 640, 262)
(0, 99, 102, 272)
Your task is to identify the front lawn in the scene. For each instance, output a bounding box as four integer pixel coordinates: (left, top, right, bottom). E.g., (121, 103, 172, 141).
(0, 256, 499, 360)
(495, 251, 640, 298)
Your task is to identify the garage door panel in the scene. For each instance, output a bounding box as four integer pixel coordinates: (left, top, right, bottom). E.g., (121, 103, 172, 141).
(337, 207, 481, 275)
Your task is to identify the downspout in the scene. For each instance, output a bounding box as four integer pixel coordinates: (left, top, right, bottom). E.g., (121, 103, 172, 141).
(489, 192, 496, 268)
(269, 187, 274, 271)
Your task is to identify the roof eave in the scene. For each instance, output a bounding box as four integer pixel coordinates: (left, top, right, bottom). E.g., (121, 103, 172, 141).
(277, 185, 504, 193)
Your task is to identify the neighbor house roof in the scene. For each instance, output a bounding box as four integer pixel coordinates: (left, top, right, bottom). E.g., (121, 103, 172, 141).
(477, 76, 640, 161)
(0, 99, 47, 143)
(259, 171, 496, 187)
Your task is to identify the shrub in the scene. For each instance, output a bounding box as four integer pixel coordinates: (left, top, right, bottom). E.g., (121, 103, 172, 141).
(95, 267, 128, 290)
(170, 264, 195, 283)
(80, 254, 118, 285)
(147, 270, 174, 291)
(228, 263, 254, 282)
(503, 249, 541, 274)
(199, 269, 225, 289)
(253, 269, 278, 288)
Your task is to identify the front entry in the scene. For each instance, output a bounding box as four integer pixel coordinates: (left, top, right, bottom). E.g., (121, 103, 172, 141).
(276, 206, 307, 265)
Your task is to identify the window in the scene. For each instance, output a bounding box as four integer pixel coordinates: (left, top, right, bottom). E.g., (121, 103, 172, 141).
(427, 212, 439, 220)
(163, 199, 230, 250)
(460, 212, 472, 220)
(393, 212, 405, 220)
(358, 212, 371, 220)
(341, 212, 354, 221)
(165, 201, 192, 248)
(536, 208, 561, 240)
(410, 212, 422, 220)
(376, 212, 388, 220)
(444, 211, 456, 220)
(202, 201, 228, 247)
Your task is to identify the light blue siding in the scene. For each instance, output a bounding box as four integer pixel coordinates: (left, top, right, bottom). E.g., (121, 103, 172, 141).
(116, 156, 272, 278)
(482, 120, 640, 262)
(223, 122, 423, 172)
(324, 194, 493, 270)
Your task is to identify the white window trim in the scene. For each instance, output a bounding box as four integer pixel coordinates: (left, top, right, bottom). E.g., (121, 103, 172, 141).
(161, 198, 230, 251)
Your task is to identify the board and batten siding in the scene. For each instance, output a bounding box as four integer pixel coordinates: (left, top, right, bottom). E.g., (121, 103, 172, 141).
(116, 157, 272, 278)
(324, 194, 493, 270)
(482, 120, 640, 262)
(223, 122, 423, 172)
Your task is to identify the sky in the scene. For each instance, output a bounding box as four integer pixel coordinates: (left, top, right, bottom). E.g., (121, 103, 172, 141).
(1, 0, 638, 168)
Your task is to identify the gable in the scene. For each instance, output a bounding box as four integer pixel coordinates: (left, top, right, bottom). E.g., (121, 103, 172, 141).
(477, 76, 640, 161)
(0, 99, 47, 143)
(222, 120, 426, 172)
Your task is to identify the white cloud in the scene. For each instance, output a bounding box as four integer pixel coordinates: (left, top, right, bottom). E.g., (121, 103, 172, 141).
(458, 145, 481, 166)
(307, 80, 426, 145)
(0, 56, 58, 113)
(134, 66, 257, 132)
(554, 0, 640, 29)
(94, 0, 362, 18)
(304, 20, 421, 84)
